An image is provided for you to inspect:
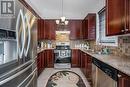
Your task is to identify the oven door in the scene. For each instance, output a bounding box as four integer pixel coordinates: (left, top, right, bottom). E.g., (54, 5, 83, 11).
(54, 50, 71, 63)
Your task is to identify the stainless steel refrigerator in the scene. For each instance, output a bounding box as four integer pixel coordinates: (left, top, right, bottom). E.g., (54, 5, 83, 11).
(0, 0, 37, 87)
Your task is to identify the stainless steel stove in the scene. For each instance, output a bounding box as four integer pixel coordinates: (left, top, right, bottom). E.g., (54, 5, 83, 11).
(54, 45, 71, 68)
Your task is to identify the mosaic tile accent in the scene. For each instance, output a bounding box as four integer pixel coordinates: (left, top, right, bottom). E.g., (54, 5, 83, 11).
(89, 36, 130, 57)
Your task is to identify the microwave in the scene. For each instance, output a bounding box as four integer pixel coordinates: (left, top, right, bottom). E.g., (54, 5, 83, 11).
(0, 29, 16, 39)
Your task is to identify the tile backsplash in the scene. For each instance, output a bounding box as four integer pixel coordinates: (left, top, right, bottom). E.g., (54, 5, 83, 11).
(89, 36, 130, 57)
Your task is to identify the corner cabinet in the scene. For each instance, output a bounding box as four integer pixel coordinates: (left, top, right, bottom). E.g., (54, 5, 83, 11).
(82, 13, 96, 40)
(106, 0, 130, 36)
(87, 14, 96, 40)
(118, 72, 130, 87)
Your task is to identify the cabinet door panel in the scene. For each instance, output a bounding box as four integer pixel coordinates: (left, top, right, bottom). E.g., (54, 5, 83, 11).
(71, 49, 80, 67)
(118, 72, 130, 87)
(69, 20, 82, 40)
(45, 49, 54, 68)
(106, 0, 125, 36)
(44, 20, 56, 40)
(87, 14, 96, 40)
(125, 0, 130, 33)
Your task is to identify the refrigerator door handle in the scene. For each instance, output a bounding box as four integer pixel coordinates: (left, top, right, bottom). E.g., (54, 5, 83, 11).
(24, 14, 31, 57)
(16, 9, 26, 58)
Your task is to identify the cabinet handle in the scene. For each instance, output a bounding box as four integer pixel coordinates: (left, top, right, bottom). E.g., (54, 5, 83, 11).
(121, 30, 125, 32)
(118, 74, 122, 78)
(125, 29, 129, 32)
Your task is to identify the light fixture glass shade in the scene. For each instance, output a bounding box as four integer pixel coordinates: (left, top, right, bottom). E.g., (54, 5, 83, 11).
(56, 20, 60, 24)
(61, 16, 66, 22)
(65, 21, 69, 25)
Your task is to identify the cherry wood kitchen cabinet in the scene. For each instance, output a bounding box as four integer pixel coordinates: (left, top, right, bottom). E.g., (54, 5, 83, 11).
(37, 19, 41, 40)
(80, 51, 86, 75)
(82, 19, 88, 39)
(86, 14, 96, 40)
(106, 0, 130, 36)
(71, 49, 81, 67)
(44, 20, 56, 40)
(37, 51, 45, 76)
(118, 72, 130, 87)
(37, 19, 44, 40)
(44, 49, 54, 68)
(37, 19, 56, 40)
(80, 51, 92, 85)
(69, 20, 82, 40)
(82, 14, 96, 40)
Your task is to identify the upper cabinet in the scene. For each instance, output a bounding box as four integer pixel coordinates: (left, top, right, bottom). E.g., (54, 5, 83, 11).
(44, 20, 56, 40)
(82, 13, 96, 40)
(106, 0, 130, 36)
(37, 19, 44, 40)
(37, 19, 56, 40)
(69, 20, 82, 40)
(86, 14, 96, 40)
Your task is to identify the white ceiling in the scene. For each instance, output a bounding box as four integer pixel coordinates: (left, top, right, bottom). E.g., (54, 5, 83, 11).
(26, 0, 105, 19)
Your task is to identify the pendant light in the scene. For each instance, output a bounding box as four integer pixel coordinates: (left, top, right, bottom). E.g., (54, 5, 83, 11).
(56, 0, 69, 25)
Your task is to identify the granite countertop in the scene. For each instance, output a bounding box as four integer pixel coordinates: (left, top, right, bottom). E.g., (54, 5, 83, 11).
(80, 48, 130, 76)
(37, 48, 55, 54)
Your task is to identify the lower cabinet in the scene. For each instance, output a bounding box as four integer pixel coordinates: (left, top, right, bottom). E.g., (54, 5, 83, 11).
(71, 49, 81, 67)
(118, 72, 130, 87)
(37, 49, 54, 76)
(44, 49, 54, 68)
(37, 51, 45, 76)
(80, 50, 92, 85)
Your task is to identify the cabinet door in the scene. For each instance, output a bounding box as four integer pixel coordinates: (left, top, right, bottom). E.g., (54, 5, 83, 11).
(41, 20, 44, 39)
(37, 53, 42, 75)
(106, 0, 125, 36)
(44, 20, 56, 40)
(45, 49, 54, 68)
(69, 20, 82, 40)
(87, 14, 96, 40)
(80, 52, 86, 75)
(82, 20, 88, 39)
(44, 20, 51, 39)
(37, 19, 41, 40)
(125, 0, 130, 33)
(118, 72, 130, 87)
(86, 55, 92, 79)
(71, 49, 80, 67)
(41, 51, 45, 70)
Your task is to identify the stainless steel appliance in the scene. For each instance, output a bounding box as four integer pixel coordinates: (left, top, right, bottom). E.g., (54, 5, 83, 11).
(0, 0, 37, 87)
(92, 58, 118, 87)
(54, 45, 71, 68)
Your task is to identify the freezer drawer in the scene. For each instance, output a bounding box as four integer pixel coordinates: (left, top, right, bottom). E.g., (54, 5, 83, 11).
(0, 61, 37, 87)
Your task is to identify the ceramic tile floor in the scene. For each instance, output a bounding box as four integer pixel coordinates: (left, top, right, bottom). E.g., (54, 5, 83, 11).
(37, 68, 91, 87)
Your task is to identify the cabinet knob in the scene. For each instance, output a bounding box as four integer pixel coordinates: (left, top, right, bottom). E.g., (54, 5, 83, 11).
(125, 29, 129, 32)
(121, 30, 125, 32)
(118, 74, 122, 78)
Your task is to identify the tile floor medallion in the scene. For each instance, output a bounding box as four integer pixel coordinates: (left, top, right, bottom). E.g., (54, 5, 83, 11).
(46, 71, 86, 87)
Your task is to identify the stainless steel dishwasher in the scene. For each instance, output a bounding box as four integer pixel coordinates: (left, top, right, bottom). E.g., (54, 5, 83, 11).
(92, 58, 118, 87)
